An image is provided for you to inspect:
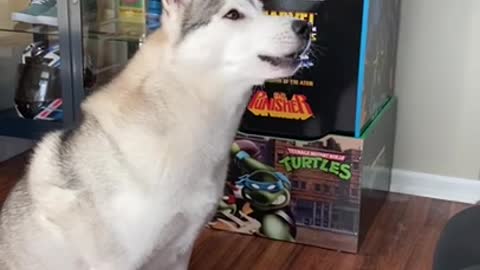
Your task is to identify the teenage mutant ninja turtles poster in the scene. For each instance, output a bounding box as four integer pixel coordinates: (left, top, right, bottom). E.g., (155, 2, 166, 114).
(208, 136, 297, 242)
(208, 133, 363, 252)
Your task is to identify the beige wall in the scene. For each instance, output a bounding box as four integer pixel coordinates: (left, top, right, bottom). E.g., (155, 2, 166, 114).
(394, 0, 480, 179)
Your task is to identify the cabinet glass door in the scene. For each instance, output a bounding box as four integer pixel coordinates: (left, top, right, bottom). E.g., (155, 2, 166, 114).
(79, 0, 161, 93)
(0, 0, 75, 140)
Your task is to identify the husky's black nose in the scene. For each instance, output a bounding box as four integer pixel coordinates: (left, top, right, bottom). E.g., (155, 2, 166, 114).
(291, 20, 312, 41)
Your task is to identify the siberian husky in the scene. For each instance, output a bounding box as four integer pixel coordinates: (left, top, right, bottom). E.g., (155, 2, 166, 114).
(0, 0, 311, 269)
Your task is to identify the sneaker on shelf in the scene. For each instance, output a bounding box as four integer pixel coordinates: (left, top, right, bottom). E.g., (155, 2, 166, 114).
(11, 0, 57, 25)
(36, 0, 97, 27)
(37, 6, 57, 26)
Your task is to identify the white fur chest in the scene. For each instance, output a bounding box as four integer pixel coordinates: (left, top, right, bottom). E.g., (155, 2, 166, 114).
(99, 79, 250, 267)
(107, 161, 225, 267)
(105, 116, 236, 267)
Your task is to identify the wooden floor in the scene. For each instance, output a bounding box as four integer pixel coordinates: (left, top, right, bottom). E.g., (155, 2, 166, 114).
(0, 152, 471, 270)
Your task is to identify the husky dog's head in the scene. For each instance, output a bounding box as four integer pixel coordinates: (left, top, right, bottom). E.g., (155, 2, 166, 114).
(160, 0, 311, 85)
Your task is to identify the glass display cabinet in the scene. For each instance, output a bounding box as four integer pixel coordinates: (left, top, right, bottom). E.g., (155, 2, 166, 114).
(0, 0, 156, 160)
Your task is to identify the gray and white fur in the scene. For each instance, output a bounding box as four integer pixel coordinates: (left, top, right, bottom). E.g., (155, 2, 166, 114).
(0, 0, 311, 269)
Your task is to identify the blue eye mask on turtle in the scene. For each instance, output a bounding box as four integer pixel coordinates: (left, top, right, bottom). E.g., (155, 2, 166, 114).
(236, 170, 290, 193)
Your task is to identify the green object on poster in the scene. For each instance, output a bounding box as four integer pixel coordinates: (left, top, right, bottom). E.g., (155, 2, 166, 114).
(119, 0, 145, 23)
(120, 0, 144, 8)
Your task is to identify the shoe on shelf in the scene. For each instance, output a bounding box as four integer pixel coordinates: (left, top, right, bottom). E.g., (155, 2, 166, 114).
(37, 6, 57, 26)
(11, 0, 57, 25)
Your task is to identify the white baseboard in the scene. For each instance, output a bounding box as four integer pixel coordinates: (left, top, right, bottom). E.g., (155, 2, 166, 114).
(391, 169, 480, 204)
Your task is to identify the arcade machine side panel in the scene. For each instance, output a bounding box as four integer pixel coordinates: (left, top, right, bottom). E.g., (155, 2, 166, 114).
(358, 97, 397, 250)
(359, 0, 401, 135)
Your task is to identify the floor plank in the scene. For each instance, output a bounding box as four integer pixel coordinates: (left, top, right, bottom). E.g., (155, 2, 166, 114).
(188, 194, 469, 270)
(0, 154, 471, 270)
(0, 151, 30, 208)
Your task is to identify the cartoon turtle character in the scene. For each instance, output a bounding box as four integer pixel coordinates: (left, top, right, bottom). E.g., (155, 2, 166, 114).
(210, 182, 262, 234)
(229, 140, 297, 242)
(216, 193, 237, 218)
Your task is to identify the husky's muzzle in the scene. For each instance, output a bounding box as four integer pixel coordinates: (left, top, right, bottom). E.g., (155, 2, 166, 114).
(259, 19, 312, 68)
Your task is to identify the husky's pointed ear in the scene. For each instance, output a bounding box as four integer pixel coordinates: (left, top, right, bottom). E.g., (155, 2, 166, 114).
(160, 0, 191, 42)
(162, 0, 191, 17)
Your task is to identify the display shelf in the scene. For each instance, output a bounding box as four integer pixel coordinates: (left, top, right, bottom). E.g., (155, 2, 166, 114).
(0, 21, 58, 37)
(87, 19, 146, 43)
(0, 108, 64, 140)
(0, 20, 146, 44)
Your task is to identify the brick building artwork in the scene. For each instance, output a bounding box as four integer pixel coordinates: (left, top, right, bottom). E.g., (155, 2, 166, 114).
(274, 137, 362, 236)
(209, 133, 364, 251)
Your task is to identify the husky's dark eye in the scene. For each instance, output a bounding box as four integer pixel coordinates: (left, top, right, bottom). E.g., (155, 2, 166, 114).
(224, 9, 244, 20)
